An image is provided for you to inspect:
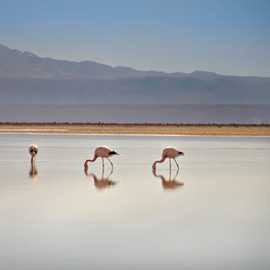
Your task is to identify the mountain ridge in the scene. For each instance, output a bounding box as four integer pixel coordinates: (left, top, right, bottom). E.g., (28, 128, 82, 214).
(1, 43, 269, 79)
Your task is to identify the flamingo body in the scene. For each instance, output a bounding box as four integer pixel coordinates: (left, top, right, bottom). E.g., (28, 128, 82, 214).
(29, 144, 38, 157)
(161, 147, 183, 159)
(94, 146, 117, 158)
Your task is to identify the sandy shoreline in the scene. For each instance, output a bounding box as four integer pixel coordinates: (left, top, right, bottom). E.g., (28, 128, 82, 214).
(0, 123, 270, 136)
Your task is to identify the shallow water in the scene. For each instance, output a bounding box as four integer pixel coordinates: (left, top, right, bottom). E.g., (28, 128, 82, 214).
(0, 134, 269, 270)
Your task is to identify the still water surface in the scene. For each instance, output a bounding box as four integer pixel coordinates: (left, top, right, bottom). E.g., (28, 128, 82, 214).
(0, 134, 269, 270)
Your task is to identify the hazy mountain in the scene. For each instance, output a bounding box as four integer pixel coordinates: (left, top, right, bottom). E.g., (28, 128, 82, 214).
(0, 43, 270, 123)
(1, 43, 270, 105)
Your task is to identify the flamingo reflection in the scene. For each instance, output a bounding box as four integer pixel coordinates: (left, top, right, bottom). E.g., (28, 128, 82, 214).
(152, 166, 184, 190)
(84, 166, 117, 190)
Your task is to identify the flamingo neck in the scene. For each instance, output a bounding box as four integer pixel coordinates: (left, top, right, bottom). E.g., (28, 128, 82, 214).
(84, 155, 97, 170)
(152, 156, 166, 169)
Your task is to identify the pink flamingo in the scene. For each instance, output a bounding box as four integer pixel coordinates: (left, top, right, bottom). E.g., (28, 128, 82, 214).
(84, 146, 119, 171)
(152, 147, 184, 171)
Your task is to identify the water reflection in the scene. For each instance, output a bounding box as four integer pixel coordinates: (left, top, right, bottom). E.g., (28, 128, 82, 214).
(84, 167, 117, 190)
(1, 134, 270, 270)
(29, 158, 38, 179)
(29, 144, 38, 182)
(152, 167, 184, 191)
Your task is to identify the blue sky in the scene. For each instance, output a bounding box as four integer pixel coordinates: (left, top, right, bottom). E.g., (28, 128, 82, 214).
(1, 0, 269, 76)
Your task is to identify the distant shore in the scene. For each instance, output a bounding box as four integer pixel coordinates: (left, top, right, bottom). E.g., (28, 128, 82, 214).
(0, 123, 270, 136)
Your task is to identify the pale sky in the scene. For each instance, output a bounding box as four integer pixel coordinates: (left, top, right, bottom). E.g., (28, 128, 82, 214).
(1, 0, 269, 76)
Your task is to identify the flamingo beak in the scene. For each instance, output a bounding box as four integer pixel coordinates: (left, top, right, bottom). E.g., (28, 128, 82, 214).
(110, 151, 119, 155)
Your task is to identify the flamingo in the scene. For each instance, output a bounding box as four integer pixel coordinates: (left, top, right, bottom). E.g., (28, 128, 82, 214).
(152, 147, 184, 171)
(29, 144, 38, 178)
(84, 146, 119, 172)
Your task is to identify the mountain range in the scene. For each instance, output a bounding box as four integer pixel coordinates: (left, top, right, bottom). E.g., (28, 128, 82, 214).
(0, 43, 269, 123)
(1, 43, 270, 105)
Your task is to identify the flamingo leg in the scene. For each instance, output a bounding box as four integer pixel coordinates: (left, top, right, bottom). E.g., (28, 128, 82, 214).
(169, 163, 172, 180)
(173, 167, 179, 180)
(102, 158, 105, 171)
(107, 158, 114, 174)
(169, 158, 172, 172)
(173, 158, 180, 171)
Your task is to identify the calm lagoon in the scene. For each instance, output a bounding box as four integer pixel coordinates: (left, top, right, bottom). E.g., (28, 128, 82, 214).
(0, 134, 269, 270)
